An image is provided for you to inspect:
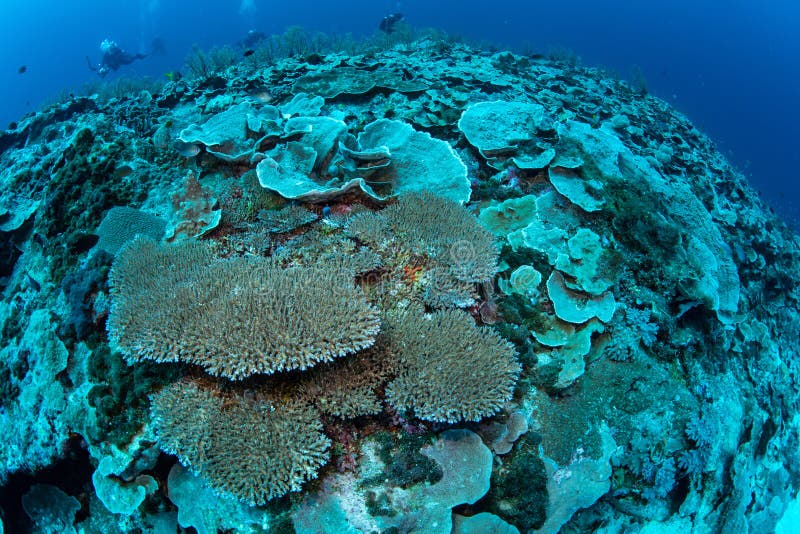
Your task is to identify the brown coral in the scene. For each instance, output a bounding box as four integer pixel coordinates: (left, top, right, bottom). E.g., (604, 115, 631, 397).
(107, 236, 380, 379)
(297, 335, 397, 418)
(385, 308, 521, 423)
(165, 172, 222, 241)
(151, 378, 330, 505)
(345, 192, 499, 309)
(381, 191, 499, 283)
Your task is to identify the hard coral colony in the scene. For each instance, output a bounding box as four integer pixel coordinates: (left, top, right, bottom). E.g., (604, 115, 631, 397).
(0, 35, 798, 534)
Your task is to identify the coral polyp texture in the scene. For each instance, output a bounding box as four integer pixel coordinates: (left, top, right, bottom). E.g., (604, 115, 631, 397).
(296, 340, 397, 418)
(108, 236, 380, 378)
(386, 308, 521, 423)
(150, 378, 331, 505)
(349, 191, 499, 283)
(1, 34, 799, 534)
(346, 191, 500, 308)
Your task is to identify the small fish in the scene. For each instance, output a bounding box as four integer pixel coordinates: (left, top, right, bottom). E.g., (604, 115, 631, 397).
(243, 49, 255, 57)
(18, 65, 26, 74)
(252, 91, 272, 103)
(173, 140, 201, 157)
(114, 164, 134, 178)
(25, 273, 41, 292)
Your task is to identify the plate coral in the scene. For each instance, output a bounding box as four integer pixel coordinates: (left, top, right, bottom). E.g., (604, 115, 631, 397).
(1, 36, 799, 533)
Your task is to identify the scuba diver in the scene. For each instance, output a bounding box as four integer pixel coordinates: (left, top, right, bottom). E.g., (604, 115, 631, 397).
(87, 40, 147, 78)
(240, 30, 267, 49)
(379, 13, 404, 34)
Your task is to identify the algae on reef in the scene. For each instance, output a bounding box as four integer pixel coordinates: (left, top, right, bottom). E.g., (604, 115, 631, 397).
(0, 35, 799, 534)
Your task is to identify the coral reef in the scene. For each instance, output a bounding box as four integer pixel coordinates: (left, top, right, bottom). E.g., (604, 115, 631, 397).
(0, 34, 799, 534)
(151, 378, 331, 506)
(296, 341, 395, 418)
(385, 308, 521, 423)
(346, 191, 500, 308)
(107, 236, 380, 378)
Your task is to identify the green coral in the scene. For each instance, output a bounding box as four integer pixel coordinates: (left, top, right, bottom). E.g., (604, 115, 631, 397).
(497, 292, 549, 334)
(40, 128, 138, 283)
(362, 431, 442, 490)
(484, 434, 548, 531)
(86, 345, 180, 447)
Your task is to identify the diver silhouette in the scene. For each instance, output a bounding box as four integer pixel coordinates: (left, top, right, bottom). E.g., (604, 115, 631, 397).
(240, 29, 267, 49)
(379, 13, 404, 34)
(86, 40, 147, 78)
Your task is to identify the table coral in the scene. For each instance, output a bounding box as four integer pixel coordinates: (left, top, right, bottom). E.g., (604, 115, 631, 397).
(107, 236, 380, 378)
(1, 35, 799, 534)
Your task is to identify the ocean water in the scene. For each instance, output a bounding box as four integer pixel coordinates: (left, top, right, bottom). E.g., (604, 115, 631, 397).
(2, 1, 800, 533)
(1, 0, 798, 226)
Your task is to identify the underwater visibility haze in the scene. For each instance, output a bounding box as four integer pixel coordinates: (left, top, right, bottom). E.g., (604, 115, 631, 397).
(1, 1, 800, 533)
(2, 1, 799, 225)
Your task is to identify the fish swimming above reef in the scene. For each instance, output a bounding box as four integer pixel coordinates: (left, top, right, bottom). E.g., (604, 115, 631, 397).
(18, 65, 26, 74)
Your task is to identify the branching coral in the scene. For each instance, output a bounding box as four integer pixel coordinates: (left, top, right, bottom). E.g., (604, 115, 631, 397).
(378, 191, 499, 283)
(107, 236, 380, 379)
(385, 308, 521, 423)
(150, 378, 330, 505)
(257, 204, 318, 234)
(346, 191, 500, 309)
(421, 266, 478, 309)
(297, 337, 397, 418)
(344, 211, 392, 248)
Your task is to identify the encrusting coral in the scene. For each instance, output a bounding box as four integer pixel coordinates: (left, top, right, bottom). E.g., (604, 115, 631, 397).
(3, 31, 798, 533)
(107, 236, 380, 379)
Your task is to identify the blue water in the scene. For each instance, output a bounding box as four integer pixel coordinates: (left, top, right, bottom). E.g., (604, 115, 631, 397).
(1, 0, 798, 227)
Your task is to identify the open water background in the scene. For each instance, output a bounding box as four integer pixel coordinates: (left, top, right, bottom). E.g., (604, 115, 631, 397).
(1, 0, 797, 226)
